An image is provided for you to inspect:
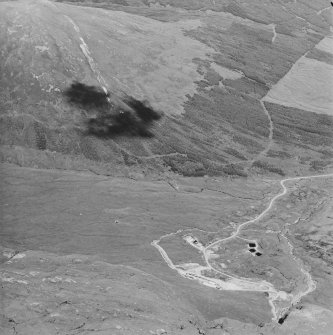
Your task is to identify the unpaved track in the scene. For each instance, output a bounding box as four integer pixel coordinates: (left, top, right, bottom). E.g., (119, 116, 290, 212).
(247, 99, 274, 169)
(206, 173, 333, 248)
(152, 173, 333, 322)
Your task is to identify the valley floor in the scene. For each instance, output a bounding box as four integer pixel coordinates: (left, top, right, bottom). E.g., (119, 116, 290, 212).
(1, 163, 333, 334)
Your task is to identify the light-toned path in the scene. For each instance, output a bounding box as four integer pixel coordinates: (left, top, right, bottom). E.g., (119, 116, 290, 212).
(64, 15, 111, 96)
(268, 23, 277, 43)
(247, 99, 274, 169)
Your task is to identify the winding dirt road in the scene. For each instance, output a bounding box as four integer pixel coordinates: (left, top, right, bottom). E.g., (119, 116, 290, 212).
(152, 173, 333, 322)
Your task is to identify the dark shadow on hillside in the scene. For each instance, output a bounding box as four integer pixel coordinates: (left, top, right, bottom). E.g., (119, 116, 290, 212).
(64, 81, 109, 109)
(124, 95, 161, 123)
(64, 82, 162, 138)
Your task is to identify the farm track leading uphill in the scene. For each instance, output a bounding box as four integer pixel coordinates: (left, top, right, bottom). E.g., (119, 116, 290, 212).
(152, 173, 333, 323)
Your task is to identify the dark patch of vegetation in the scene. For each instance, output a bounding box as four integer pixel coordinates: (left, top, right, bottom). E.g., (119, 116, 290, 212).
(63, 82, 162, 138)
(267, 103, 332, 172)
(121, 150, 139, 166)
(225, 2, 251, 21)
(253, 160, 285, 176)
(319, 149, 333, 159)
(310, 160, 332, 171)
(306, 48, 333, 66)
(203, 69, 221, 86)
(163, 155, 206, 177)
(267, 149, 292, 159)
(222, 164, 248, 177)
(224, 147, 247, 161)
(34, 122, 47, 150)
(232, 135, 265, 154)
(268, 103, 333, 147)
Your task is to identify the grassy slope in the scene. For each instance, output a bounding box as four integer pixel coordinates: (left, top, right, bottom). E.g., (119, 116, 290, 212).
(1, 0, 332, 177)
(0, 163, 275, 327)
(1, 163, 333, 334)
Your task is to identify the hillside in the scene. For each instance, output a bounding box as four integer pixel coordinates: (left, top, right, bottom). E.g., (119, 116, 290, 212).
(1, 0, 332, 177)
(1, 1, 333, 334)
(1, 164, 333, 334)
